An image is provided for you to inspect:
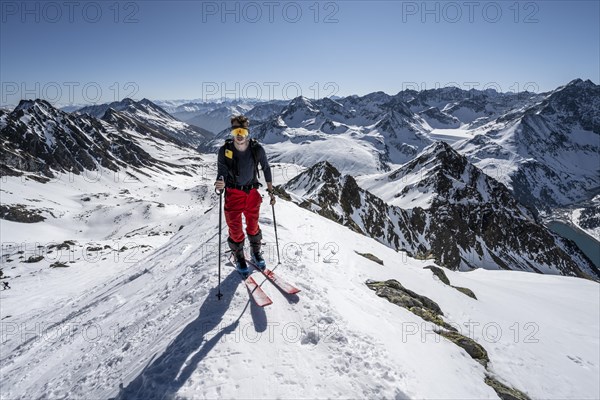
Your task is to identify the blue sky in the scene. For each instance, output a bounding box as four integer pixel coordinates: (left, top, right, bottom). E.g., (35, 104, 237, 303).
(1, 0, 598, 105)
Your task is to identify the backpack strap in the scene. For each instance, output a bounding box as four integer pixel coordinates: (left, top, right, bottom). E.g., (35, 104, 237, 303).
(249, 139, 262, 180)
(223, 139, 237, 185)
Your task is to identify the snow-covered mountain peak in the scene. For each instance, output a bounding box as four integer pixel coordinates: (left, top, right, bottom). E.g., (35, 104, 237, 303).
(286, 155, 598, 278)
(358, 90, 391, 103)
(116, 97, 137, 106)
(415, 140, 468, 174)
(456, 79, 599, 212)
(303, 159, 341, 179)
(15, 98, 51, 110)
(135, 98, 177, 116)
(361, 140, 525, 213)
(77, 98, 213, 147)
(533, 79, 600, 133)
(283, 160, 343, 198)
(280, 96, 322, 127)
(111, 97, 174, 121)
(562, 78, 596, 89)
(1, 100, 171, 177)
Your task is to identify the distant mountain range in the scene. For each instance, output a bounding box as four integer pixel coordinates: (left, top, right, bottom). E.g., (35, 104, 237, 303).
(200, 79, 599, 218)
(2, 79, 598, 279)
(162, 100, 288, 135)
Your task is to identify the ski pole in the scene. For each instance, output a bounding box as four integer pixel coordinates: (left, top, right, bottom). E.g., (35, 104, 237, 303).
(271, 198, 281, 265)
(215, 176, 224, 300)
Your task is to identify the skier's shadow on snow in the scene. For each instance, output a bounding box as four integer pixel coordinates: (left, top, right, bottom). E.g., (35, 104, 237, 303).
(112, 271, 262, 400)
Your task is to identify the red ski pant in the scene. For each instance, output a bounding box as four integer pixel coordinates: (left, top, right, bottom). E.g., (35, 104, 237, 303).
(224, 188, 262, 243)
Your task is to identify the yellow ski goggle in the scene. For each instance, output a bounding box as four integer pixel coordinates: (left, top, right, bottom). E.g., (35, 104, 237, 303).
(231, 127, 249, 137)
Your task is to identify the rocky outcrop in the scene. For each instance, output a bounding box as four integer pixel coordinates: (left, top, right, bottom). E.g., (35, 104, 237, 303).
(367, 279, 530, 400)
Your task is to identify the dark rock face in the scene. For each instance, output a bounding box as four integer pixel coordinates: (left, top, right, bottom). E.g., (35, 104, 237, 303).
(536, 79, 599, 134)
(0, 204, 46, 223)
(484, 376, 531, 400)
(366, 279, 451, 330)
(424, 265, 451, 285)
(355, 251, 384, 265)
(418, 107, 460, 128)
(424, 266, 477, 299)
(578, 204, 600, 232)
(436, 330, 489, 366)
(282, 144, 599, 280)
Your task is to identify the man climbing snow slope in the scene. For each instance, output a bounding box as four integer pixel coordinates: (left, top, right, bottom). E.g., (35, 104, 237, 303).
(214, 115, 276, 276)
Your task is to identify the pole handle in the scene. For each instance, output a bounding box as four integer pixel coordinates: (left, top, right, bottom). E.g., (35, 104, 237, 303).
(215, 175, 225, 195)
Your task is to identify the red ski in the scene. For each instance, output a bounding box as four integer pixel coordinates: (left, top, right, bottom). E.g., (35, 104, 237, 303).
(247, 260, 301, 295)
(243, 275, 273, 307)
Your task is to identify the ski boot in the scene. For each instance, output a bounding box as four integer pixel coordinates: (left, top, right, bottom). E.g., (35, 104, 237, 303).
(251, 251, 266, 271)
(228, 237, 250, 277)
(248, 230, 266, 270)
(235, 255, 250, 277)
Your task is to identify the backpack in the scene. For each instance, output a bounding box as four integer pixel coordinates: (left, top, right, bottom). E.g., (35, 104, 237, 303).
(223, 138, 262, 185)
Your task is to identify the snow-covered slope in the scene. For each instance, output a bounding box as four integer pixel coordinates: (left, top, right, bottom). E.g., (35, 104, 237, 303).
(1, 175, 598, 400)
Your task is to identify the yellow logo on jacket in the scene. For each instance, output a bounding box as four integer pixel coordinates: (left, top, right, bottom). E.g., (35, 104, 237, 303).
(225, 149, 233, 159)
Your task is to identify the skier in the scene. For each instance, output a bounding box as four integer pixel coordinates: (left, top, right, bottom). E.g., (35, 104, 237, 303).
(214, 115, 275, 276)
